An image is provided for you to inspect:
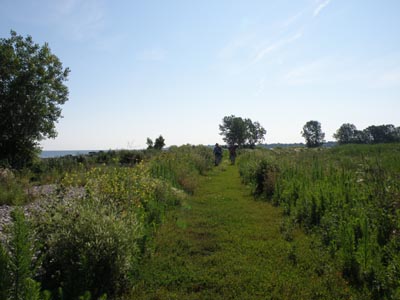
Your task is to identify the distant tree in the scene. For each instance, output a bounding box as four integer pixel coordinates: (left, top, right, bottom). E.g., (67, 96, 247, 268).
(301, 120, 325, 148)
(395, 127, 400, 142)
(353, 129, 370, 144)
(219, 115, 266, 147)
(333, 123, 358, 144)
(245, 119, 267, 148)
(364, 124, 398, 144)
(334, 123, 400, 145)
(219, 115, 247, 146)
(0, 31, 70, 168)
(154, 135, 165, 150)
(146, 137, 154, 149)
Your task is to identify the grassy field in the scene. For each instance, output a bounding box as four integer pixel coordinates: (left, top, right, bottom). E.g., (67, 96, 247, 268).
(2, 144, 399, 299)
(237, 144, 400, 299)
(131, 158, 355, 299)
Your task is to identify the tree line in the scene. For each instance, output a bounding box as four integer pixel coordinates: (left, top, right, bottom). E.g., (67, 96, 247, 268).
(300, 121, 400, 148)
(333, 123, 400, 145)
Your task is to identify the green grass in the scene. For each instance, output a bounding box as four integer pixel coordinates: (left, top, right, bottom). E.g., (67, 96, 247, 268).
(237, 145, 400, 298)
(130, 159, 356, 299)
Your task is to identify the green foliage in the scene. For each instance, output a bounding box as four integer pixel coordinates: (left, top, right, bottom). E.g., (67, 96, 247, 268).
(154, 135, 165, 150)
(237, 149, 279, 198)
(364, 124, 400, 144)
(9, 209, 35, 300)
(0, 169, 31, 205)
(334, 123, 400, 145)
(35, 164, 165, 298)
(0, 208, 42, 300)
(146, 135, 165, 150)
(23, 149, 150, 185)
(219, 115, 266, 147)
(0, 242, 11, 299)
(245, 119, 267, 148)
(146, 137, 154, 149)
(149, 145, 213, 193)
(301, 120, 325, 148)
(238, 144, 400, 298)
(333, 123, 359, 144)
(131, 159, 354, 299)
(0, 30, 69, 168)
(31, 146, 208, 298)
(34, 193, 142, 299)
(22, 278, 41, 300)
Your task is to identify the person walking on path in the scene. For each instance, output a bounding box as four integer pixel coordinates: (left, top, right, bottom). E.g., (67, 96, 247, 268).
(213, 143, 223, 166)
(228, 144, 237, 165)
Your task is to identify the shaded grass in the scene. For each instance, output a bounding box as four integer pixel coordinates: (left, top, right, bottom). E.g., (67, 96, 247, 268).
(130, 160, 356, 299)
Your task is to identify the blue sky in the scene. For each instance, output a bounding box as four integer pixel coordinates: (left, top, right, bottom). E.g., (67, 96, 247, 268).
(1, 0, 400, 150)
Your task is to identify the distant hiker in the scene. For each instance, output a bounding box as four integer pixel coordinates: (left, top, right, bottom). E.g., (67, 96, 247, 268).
(228, 144, 238, 165)
(213, 143, 222, 166)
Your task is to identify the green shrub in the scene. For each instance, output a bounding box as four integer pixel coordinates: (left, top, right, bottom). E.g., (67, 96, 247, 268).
(253, 159, 279, 199)
(237, 149, 279, 198)
(0, 169, 30, 205)
(0, 208, 42, 300)
(10, 145, 205, 298)
(34, 199, 142, 299)
(34, 161, 186, 299)
(0, 242, 11, 299)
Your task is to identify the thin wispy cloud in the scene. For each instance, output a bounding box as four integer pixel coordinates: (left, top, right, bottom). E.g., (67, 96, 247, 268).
(313, 0, 332, 17)
(280, 10, 305, 29)
(284, 64, 317, 86)
(252, 32, 303, 64)
(218, 6, 308, 71)
(282, 59, 333, 86)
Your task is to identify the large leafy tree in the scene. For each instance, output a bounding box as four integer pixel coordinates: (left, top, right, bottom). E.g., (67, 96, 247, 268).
(219, 115, 247, 146)
(146, 137, 154, 149)
(333, 123, 358, 145)
(301, 120, 325, 148)
(333, 123, 374, 144)
(364, 124, 399, 144)
(0, 31, 70, 168)
(154, 135, 165, 150)
(245, 119, 267, 148)
(219, 115, 266, 147)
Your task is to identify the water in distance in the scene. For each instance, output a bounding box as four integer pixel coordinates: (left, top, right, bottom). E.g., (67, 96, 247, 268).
(40, 150, 100, 158)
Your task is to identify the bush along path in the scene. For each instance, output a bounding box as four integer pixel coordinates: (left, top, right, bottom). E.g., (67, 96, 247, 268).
(131, 160, 357, 299)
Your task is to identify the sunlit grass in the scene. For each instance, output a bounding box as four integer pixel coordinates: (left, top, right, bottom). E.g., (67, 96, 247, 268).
(130, 159, 354, 299)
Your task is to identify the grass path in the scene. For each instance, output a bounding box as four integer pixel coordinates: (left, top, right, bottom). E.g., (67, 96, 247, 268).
(131, 161, 354, 299)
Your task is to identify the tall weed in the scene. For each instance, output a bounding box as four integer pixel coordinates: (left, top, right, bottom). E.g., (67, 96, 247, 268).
(238, 144, 400, 298)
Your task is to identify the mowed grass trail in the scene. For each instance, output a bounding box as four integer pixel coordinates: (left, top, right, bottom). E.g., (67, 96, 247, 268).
(131, 161, 355, 299)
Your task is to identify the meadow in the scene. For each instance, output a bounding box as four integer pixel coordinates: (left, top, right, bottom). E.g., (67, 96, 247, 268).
(0, 144, 399, 299)
(238, 144, 400, 299)
(0, 145, 214, 299)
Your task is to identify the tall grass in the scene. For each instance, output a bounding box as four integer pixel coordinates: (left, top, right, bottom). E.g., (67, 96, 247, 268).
(149, 145, 213, 193)
(238, 144, 400, 299)
(0, 169, 31, 206)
